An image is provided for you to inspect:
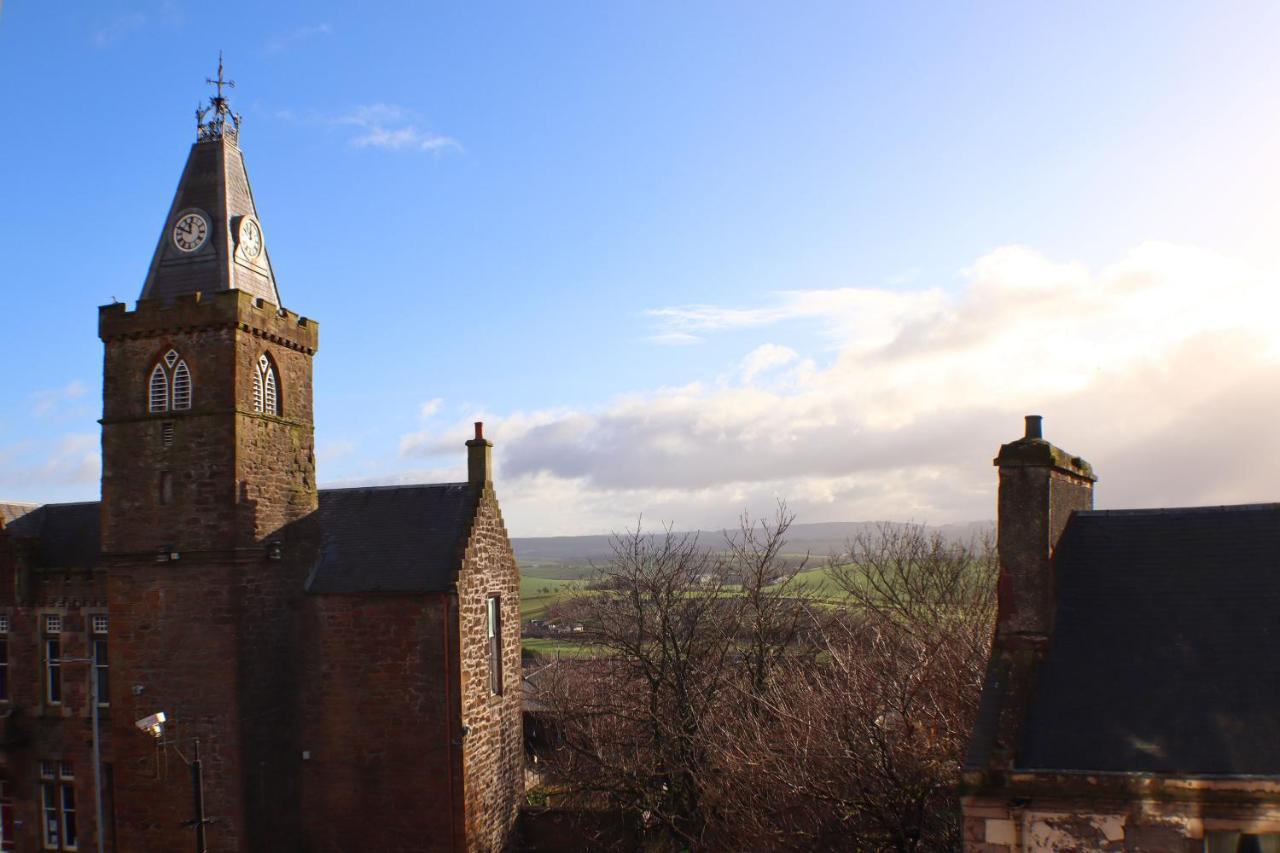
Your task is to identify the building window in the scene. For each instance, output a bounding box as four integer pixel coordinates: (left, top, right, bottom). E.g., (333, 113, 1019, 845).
(1206, 831, 1280, 852)
(172, 360, 192, 410)
(148, 349, 193, 414)
(148, 365, 168, 413)
(0, 615, 8, 703)
(0, 779, 13, 851)
(159, 471, 174, 506)
(487, 595, 502, 695)
(44, 617, 61, 706)
(39, 761, 76, 851)
(253, 354, 279, 416)
(91, 617, 108, 707)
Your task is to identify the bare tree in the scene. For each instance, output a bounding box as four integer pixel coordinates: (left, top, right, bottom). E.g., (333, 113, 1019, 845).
(721, 523, 996, 851)
(537, 517, 995, 852)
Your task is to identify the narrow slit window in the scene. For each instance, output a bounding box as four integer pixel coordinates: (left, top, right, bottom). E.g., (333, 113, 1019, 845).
(487, 596, 502, 695)
(172, 360, 192, 410)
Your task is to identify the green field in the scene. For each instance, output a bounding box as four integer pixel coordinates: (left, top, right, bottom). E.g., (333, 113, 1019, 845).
(521, 637, 604, 658)
(518, 559, 846, 621)
(520, 574, 582, 620)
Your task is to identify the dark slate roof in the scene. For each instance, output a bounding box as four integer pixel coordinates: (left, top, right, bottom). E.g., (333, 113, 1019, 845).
(306, 484, 478, 594)
(1017, 503, 1280, 776)
(2, 502, 101, 570)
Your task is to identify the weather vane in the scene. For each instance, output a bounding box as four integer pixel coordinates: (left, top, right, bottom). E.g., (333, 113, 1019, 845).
(196, 51, 243, 143)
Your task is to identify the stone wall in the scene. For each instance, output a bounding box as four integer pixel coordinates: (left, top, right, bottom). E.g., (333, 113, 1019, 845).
(0, 564, 113, 853)
(100, 289, 318, 851)
(457, 487, 524, 852)
(963, 783, 1280, 852)
(299, 593, 460, 852)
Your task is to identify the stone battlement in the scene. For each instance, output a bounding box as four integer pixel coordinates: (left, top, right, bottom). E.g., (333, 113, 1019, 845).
(99, 289, 318, 354)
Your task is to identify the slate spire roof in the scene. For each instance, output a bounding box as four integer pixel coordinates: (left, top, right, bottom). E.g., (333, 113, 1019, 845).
(139, 58, 281, 307)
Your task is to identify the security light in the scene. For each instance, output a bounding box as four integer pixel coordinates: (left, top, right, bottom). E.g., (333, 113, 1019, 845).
(135, 711, 166, 738)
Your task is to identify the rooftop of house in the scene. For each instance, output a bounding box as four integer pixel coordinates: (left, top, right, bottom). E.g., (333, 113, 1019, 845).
(969, 501, 1280, 778)
(0, 484, 480, 594)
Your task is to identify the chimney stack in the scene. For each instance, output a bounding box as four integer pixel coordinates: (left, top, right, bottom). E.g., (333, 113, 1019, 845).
(466, 421, 493, 488)
(993, 415, 1095, 644)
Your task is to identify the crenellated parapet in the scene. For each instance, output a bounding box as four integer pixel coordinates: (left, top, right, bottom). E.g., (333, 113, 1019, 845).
(99, 289, 319, 355)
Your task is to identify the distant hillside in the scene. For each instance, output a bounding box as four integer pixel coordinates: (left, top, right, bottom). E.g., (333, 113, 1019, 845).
(513, 520, 994, 578)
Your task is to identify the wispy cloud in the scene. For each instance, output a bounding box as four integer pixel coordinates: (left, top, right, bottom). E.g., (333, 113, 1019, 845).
(91, 11, 146, 47)
(334, 104, 460, 153)
(0, 434, 100, 493)
(30, 381, 88, 418)
(265, 22, 332, 53)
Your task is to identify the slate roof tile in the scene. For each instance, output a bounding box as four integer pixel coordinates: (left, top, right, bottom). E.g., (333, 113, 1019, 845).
(1017, 503, 1280, 776)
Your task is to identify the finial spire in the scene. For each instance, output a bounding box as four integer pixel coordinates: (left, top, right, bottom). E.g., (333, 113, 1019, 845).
(196, 51, 243, 143)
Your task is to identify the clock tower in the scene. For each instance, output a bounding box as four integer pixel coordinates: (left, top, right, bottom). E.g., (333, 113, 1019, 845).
(99, 60, 320, 852)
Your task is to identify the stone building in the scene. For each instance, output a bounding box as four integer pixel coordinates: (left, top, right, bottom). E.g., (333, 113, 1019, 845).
(0, 71, 523, 852)
(964, 416, 1280, 852)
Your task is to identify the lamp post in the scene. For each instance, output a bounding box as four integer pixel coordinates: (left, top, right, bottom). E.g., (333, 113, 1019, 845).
(55, 654, 104, 853)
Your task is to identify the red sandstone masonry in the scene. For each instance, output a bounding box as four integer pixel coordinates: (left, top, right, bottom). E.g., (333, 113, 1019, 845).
(299, 594, 459, 852)
(457, 489, 523, 853)
(100, 290, 318, 852)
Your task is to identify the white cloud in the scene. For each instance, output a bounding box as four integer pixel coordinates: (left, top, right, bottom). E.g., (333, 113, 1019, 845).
(739, 344, 798, 383)
(335, 104, 460, 153)
(30, 381, 88, 418)
(265, 23, 332, 53)
(391, 241, 1280, 535)
(91, 11, 146, 47)
(0, 434, 100, 494)
(420, 398, 444, 419)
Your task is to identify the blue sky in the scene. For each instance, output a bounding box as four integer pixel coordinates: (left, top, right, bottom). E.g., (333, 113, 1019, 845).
(3, 3, 1280, 534)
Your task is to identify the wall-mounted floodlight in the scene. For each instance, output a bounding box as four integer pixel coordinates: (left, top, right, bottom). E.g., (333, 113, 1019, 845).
(135, 711, 167, 738)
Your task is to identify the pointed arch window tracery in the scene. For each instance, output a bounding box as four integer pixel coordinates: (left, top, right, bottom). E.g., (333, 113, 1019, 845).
(253, 354, 280, 416)
(147, 349, 194, 414)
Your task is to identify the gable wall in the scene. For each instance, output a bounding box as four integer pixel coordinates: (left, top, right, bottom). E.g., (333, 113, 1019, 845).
(457, 488, 523, 852)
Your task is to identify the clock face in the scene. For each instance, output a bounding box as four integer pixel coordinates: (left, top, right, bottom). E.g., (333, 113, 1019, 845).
(172, 212, 209, 253)
(239, 218, 263, 260)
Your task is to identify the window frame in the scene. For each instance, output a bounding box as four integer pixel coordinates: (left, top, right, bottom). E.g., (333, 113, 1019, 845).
(0, 616, 8, 704)
(39, 762, 76, 851)
(253, 354, 280, 416)
(43, 617, 61, 706)
(148, 349, 194, 414)
(487, 595, 503, 695)
(91, 616, 108, 708)
(171, 359, 192, 411)
(0, 778, 13, 851)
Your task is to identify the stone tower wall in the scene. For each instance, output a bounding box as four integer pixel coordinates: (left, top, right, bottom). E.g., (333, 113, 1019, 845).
(100, 289, 318, 852)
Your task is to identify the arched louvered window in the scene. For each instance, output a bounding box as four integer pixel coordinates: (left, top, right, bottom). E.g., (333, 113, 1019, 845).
(148, 365, 169, 413)
(172, 360, 192, 410)
(254, 355, 280, 416)
(148, 349, 193, 414)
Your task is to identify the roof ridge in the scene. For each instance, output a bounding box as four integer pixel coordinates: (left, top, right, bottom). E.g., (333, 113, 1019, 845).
(1078, 502, 1280, 517)
(318, 482, 469, 494)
